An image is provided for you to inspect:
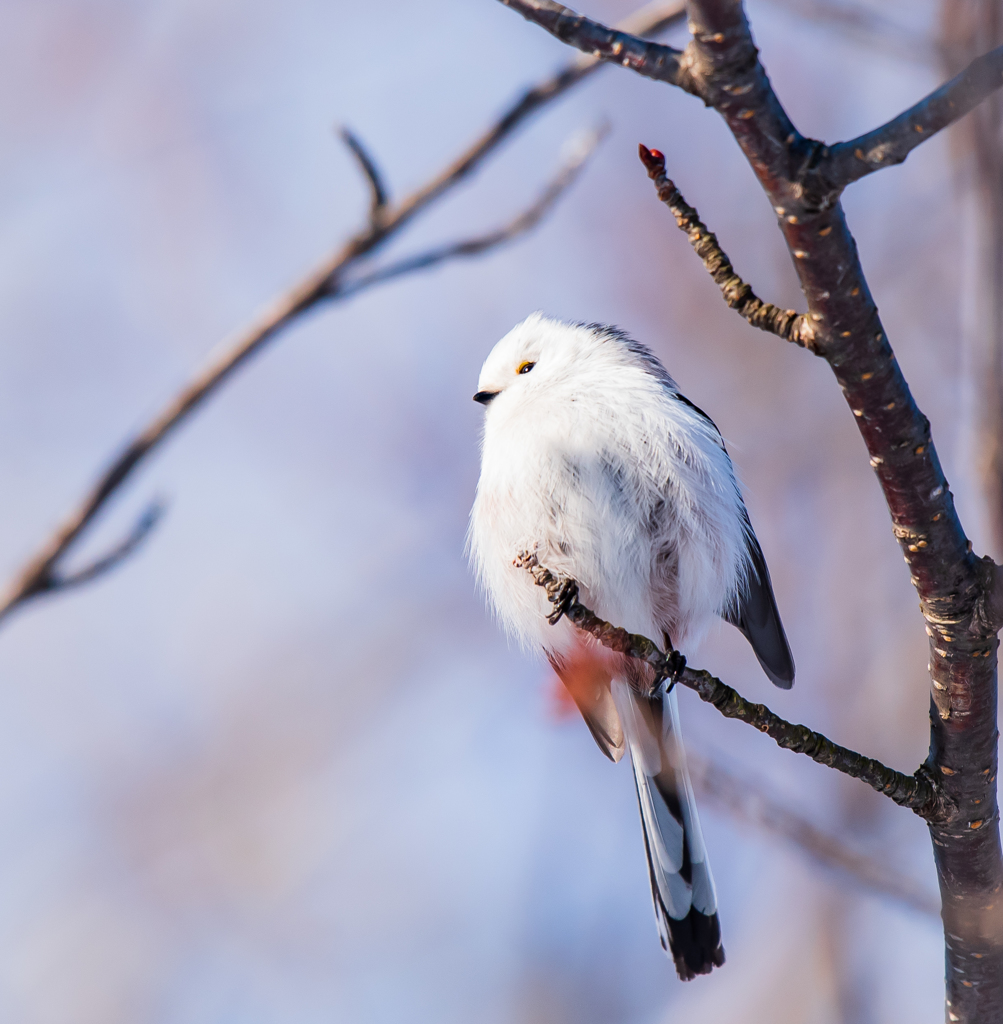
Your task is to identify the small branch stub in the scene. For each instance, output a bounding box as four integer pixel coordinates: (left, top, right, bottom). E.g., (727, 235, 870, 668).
(638, 145, 816, 349)
(339, 127, 389, 223)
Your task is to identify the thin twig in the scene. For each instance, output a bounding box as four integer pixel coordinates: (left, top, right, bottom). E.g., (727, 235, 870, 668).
(340, 126, 606, 298)
(517, 553, 952, 824)
(339, 127, 389, 222)
(55, 501, 166, 591)
(0, 2, 686, 627)
(499, 0, 694, 92)
(375, 0, 685, 234)
(680, 666, 949, 823)
(687, 752, 941, 917)
(638, 144, 815, 348)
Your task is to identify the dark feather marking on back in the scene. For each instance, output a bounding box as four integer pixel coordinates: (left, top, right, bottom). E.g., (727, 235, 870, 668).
(598, 449, 632, 515)
(579, 322, 678, 389)
(670, 391, 725, 447)
(581, 322, 728, 453)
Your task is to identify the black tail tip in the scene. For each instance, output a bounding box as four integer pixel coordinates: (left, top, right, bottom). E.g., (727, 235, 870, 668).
(665, 908, 726, 981)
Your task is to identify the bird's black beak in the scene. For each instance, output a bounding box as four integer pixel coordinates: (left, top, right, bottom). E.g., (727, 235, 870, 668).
(473, 391, 499, 406)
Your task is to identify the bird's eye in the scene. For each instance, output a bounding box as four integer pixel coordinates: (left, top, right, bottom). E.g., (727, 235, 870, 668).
(517, 361, 536, 375)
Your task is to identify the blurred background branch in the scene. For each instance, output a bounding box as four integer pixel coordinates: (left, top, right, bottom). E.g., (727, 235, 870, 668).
(0, 143, 590, 622)
(338, 126, 606, 298)
(338, 127, 390, 226)
(0, 2, 686, 628)
(687, 752, 940, 917)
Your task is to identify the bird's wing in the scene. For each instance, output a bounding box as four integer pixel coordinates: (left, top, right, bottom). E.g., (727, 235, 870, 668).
(548, 648, 625, 762)
(725, 519, 795, 689)
(611, 679, 725, 980)
(668, 391, 795, 689)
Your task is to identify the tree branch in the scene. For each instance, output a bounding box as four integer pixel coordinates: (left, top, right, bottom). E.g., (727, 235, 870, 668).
(339, 126, 605, 298)
(681, 667, 946, 820)
(54, 501, 166, 592)
(687, 752, 941, 917)
(338, 127, 389, 223)
(638, 144, 814, 347)
(497, 2, 1003, 207)
(823, 43, 1003, 194)
(499, 0, 694, 91)
(517, 553, 952, 823)
(0, 2, 685, 627)
(499, 2, 1003, 1015)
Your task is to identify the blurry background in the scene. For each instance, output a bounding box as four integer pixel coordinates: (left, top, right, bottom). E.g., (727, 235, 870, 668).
(0, 1, 977, 1021)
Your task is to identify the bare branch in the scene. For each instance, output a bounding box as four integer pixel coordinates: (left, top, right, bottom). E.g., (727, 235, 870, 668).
(638, 144, 814, 347)
(498, 0, 694, 92)
(54, 501, 166, 592)
(517, 552, 952, 823)
(0, 2, 685, 626)
(387, 0, 685, 231)
(687, 753, 941, 917)
(498, 1, 1003, 213)
(339, 127, 389, 221)
(680, 666, 947, 821)
(340, 126, 605, 298)
(824, 43, 1003, 192)
(3, 500, 166, 609)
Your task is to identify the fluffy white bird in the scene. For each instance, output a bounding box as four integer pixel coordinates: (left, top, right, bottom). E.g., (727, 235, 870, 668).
(468, 313, 794, 980)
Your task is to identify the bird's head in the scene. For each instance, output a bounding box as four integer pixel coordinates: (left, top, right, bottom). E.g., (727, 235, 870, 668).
(473, 312, 599, 409)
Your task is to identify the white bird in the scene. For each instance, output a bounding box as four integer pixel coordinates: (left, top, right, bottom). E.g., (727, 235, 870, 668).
(468, 313, 794, 980)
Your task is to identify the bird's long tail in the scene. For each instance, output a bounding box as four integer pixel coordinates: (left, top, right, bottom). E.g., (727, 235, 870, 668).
(611, 679, 725, 980)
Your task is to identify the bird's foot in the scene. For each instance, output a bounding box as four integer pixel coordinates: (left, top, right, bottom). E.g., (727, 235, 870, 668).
(547, 578, 579, 625)
(651, 640, 687, 697)
(664, 649, 687, 693)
